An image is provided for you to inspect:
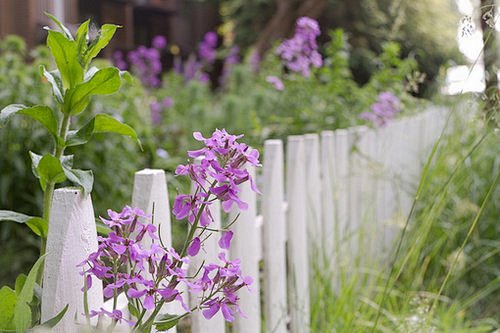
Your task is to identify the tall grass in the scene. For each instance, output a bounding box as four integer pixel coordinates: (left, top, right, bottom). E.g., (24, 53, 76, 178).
(309, 106, 499, 332)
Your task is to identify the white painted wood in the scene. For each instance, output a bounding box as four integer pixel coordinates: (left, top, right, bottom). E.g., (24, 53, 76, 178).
(334, 130, 350, 260)
(286, 136, 310, 333)
(42, 188, 103, 333)
(230, 165, 261, 333)
(320, 131, 335, 258)
(356, 128, 378, 259)
(381, 121, 401, 253)
(262, 140, 288, 333)
(188, 162, 226, 333)
(304, 134, 322, 249)
(132, 169, 173, 254)
(131, 169, 177, 332)
(347, 126, 367, 260)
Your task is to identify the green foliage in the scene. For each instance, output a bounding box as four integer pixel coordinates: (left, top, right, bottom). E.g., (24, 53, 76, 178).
(396, 109, 500, 320)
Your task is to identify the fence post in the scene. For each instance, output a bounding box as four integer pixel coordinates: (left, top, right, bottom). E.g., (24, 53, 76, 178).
(286, 136, 310, 333)
(131, 169, 178, 332)
(262, 140, 288, 333)
(41, 188, 102, 333)
(334, 129, 350, 281)
(356, 128, 378, 259)
(230, 165, 261, 333)
(304, 134, 322, 249)
(320, 131, 335, 258)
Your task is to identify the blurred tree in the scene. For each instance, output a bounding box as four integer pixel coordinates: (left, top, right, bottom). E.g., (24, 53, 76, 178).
(221, 0, 462, 96)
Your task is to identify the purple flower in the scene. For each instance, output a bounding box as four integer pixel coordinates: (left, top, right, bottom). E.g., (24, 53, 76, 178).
(218, 231, 233, 250)
(127, 44, 163, 87)
(266, 76, 285, 91)
(360, 91, 402, 127)
(220, 46, 240, 85)
(198, 31, 218, 64)
(276, 16, 323, 77)
(89, 308, 135, 326)
(152, 35, 167, 49)
(187, 237, 201, 256)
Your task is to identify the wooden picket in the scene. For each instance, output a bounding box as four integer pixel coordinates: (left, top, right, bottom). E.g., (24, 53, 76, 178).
(42, 188, 103, 333)
(39, 107, 450, 332)
(262, 140, 288, 333)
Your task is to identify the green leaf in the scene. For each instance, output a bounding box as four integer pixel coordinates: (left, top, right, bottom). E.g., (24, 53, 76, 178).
(39, 304, 68, 328)
(119, 70, 134, 83)
(82, 24, 120, 68)
(128, 302, 140, 319)
(66, 114, 141, 148)
(154, 314, 180, 331)
(0, 210, 32, 224)
(15, 275, 27, 296)
(76, 20, 90, 56)
(29, 151, 43, 179)
(62, 168, 93, 196)
(26, 217, 48, 237)
(96, 219, 111, 236)
(14, 255, 46, 333)
(47, 30, 83, 89)
(0, 210, 46, 237)
(40, 65, 64, 103)
(45, 12, 73, 40)
(37, 155, 67, 190)
(0, 104, 59, 139)
(63, 67, 121, 115)
(0, 286, 17, 330)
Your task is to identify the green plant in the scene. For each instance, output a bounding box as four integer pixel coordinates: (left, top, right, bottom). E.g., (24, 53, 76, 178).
(0, 14, 141, 330)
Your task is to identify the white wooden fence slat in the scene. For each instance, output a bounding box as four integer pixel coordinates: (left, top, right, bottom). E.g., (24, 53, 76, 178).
(320, 131, 335, 258)
(347, 126, 367, 259)
(41, 188, 103, 333)
(286, 136, 310, 333)
(304, 134, 322, 249)
(131, 169, 177, 332)
(262, 139, 288, 333)
(334, 129, 350, 267)
(230, 165, 261, 333)
(356, 128, 378, 260)
(188, 161, 226, 333)
(382, 121, 401, 252)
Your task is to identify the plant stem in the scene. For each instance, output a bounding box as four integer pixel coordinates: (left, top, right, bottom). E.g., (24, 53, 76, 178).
(37, 113, 71, 285)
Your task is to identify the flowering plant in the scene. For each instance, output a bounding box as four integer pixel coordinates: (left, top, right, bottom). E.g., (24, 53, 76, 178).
(277, 16, 323, 77)
(81, 129, 260, 332)
(360, 91, 402, 127)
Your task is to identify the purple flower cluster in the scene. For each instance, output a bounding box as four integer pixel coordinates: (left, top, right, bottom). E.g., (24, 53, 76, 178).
(79, 206, 189, 325)
(173, 129, 261, 219)
(198, 32, 218, 64)
(190, 252, 252, 322)
(128, 45, 163, 88)
(360, 92, 402, 127)
(150, 97, 174, 126)
(181, 55, 210, 84)
(276, 17, 323, 77)
(112, 51, 128, 71)
(81, 130, 261, 328)
(220, 46, 240, 86)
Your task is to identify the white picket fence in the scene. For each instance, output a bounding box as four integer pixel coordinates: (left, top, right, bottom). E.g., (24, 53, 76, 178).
(40, 107, 450, 332)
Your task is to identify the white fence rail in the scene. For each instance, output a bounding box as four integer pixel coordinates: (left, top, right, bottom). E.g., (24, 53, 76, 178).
(41, 107, 449, 332)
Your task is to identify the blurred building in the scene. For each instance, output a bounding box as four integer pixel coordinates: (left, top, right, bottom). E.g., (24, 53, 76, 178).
(0, 0, 219, 55)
